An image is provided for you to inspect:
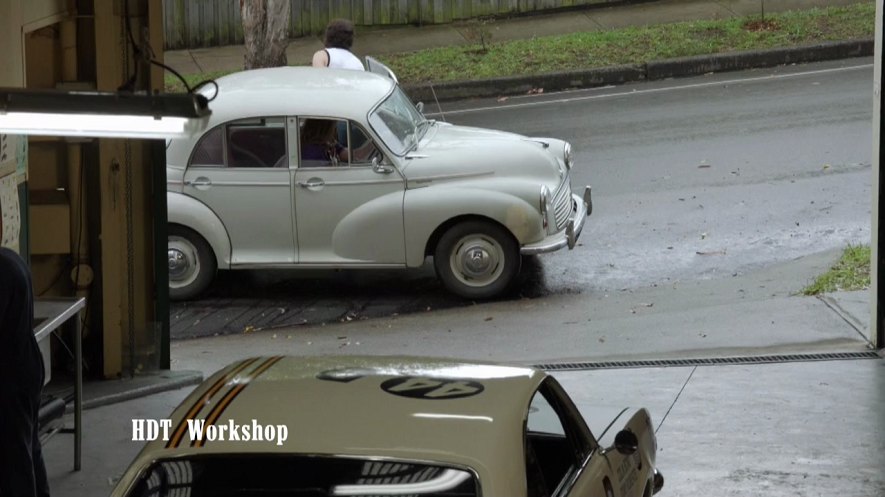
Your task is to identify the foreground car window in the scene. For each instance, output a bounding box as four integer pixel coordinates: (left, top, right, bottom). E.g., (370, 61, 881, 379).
(524, 380, 596, 497)
(526, 390, 572, 497)
(127, 454, 477, 497)
(369, 86, 424, 156)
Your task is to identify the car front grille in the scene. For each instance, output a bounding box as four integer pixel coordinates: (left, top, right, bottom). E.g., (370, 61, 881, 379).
(552, 174, 572, 231)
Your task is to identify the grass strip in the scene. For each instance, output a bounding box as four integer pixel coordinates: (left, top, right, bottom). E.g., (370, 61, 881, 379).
(381, 3, 874, 83)
(165, 2, 874, 92)
(802, 244, 871, 295)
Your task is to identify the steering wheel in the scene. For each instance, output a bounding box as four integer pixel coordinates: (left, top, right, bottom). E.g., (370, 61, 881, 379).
(365, 146, 382, 163)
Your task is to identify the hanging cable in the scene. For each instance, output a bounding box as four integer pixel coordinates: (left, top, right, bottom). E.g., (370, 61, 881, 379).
(120, 0, 219, 100)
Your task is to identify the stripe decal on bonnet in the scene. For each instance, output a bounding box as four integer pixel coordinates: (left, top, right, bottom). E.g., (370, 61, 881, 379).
(192, 355, 284, 448)
(166, 357, 263, 449)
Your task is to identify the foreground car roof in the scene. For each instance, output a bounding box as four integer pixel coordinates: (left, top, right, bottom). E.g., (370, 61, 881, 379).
(199, 66, 395, 124)
(133, 356, 544, 481)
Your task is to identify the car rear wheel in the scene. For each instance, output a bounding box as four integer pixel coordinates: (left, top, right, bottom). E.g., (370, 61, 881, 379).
(168, 225, 216, 301)
(434, 220, 520, 299)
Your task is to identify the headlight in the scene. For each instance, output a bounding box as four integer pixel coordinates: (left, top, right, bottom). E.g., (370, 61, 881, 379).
(540, 185, 550, 231)
(563, 142, 573, 170)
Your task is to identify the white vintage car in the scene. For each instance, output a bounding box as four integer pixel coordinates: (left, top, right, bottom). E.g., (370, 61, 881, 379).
(166, 64, 591, 300)
(111, 355, 663, 497)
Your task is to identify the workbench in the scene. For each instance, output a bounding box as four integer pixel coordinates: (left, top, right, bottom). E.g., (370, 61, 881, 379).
(34, 297, 85, 471)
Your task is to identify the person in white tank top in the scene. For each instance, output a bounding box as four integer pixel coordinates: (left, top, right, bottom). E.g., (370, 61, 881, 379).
(311, 19, 365, 71)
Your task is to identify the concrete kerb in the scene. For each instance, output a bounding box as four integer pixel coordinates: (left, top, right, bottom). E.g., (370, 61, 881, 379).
(405, 64, 645, 102)
(403, 38, 874, 102)
(645, 38, 874, 79)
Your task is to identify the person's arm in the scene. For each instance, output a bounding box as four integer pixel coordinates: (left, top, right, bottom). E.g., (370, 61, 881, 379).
(334, 143, 349, 162)
(311, 49, 329, 68)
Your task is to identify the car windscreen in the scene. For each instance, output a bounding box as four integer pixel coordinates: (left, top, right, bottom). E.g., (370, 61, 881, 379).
(368, 86, 425, 156)
(125, 454, 478, 497)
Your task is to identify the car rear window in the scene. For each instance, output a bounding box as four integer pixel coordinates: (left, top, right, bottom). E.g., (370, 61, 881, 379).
(126, 454, 478, 497)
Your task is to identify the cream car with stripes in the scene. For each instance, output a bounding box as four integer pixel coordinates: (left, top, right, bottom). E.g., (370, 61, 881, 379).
(112, 356, 663, 497)
(166, 65, 591, 301)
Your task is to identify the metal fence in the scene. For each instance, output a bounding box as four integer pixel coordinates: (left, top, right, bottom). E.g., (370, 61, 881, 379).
(163, 0, 613, 49)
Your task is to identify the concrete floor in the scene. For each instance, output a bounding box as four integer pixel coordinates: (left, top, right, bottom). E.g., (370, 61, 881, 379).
(41, 245, 885, 497)
(43, 357, 885, 496)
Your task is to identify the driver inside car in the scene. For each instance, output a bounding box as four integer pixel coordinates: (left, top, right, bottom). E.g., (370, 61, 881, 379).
(300, 119, 348, 166)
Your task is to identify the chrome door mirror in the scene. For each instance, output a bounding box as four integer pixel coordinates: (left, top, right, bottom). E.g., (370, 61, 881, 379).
(611, 429, 639, 455)
(372, 157, 394, 174)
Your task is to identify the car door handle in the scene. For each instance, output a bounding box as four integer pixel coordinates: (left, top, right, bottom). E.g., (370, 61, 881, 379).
(184, 177, 212, 187)
(297, 179, 325, 188)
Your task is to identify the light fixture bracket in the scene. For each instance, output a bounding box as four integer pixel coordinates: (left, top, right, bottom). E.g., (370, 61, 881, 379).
(0, 88, 210, 119)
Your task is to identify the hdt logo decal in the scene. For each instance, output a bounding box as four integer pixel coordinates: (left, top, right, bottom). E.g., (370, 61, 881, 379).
(381, 377, 484, 399)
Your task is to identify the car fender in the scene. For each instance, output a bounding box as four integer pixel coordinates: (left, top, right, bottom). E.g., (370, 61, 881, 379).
(403, 186, 544, 267)
(331, 190, 407, 263)
(167, 192, 232, 269)
(621, 407, 658, 469)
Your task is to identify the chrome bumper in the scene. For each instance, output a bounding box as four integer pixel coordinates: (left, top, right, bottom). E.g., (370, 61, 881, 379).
(521, 185, 592, 255)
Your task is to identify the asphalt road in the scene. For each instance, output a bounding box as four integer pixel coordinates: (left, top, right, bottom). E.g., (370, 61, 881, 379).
(441, 57, 873, 290)
(171, 58, 873, 339)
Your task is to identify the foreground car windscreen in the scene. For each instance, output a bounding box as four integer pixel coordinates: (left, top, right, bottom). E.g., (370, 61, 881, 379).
(369, 86, 426, 156)
(126, 454, 478, 497)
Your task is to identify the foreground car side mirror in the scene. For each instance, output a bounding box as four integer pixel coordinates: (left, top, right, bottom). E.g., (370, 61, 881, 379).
(416, 101, 425, 114)
(607, 429, 639, 455)
(372, 157, 394, 174)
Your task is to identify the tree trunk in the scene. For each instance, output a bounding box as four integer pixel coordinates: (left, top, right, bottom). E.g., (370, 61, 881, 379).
(241, 0, 290, 70)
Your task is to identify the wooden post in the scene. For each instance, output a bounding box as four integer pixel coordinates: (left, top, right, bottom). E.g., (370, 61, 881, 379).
(94, 0, 162, 377)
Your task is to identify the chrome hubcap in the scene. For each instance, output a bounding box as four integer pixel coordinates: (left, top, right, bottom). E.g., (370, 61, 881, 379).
(450, 235, 504, 287)
(168, 248, 189, 278)
(167, 236, 200, 289)
(463, 246, 492, 276)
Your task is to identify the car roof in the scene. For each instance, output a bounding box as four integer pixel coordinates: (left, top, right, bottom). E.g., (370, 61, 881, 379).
(198, 66, 395, 124)
(123, 356, 545, 494)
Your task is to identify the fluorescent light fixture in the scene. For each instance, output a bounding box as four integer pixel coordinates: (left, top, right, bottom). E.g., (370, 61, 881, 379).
(0, 88, 211, 139)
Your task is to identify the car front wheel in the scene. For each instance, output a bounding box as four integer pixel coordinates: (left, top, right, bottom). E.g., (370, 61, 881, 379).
(434, 220, 520, 299)
(167, 225, 217, 301)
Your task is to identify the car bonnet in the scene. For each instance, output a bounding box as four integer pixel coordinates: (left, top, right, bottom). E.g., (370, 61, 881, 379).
(118, 356, 546, 496)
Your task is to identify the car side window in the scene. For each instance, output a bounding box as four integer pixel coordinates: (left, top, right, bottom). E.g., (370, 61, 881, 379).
(299, 117, 346, 168)
(226, 117, 287, 168)
(526, 390, 571, 497)
(349, 122, 383, 165)
(525, 379, 595, 497)
(189, 126, 224, 167)
(298, 117, 382, 168)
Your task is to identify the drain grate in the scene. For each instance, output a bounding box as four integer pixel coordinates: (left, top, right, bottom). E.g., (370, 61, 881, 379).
(534, 351, 882, 371)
